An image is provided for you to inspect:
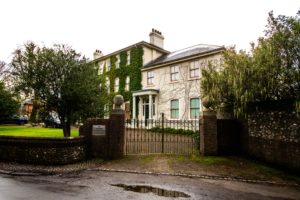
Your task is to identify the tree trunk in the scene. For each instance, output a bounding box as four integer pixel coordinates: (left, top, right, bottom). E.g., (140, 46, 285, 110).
(62, 120, 71, 137)
(29, 98, 39, 123)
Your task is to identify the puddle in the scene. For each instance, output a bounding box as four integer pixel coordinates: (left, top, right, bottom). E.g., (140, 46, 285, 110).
(111, 184, 190, 198)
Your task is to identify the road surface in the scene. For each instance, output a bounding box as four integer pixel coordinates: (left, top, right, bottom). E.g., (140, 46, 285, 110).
(0, 170, 299, 200)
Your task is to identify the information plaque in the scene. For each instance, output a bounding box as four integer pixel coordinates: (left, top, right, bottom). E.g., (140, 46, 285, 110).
(92, 125, 106, 136)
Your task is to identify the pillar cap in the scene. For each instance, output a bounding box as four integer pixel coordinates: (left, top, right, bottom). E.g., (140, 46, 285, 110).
(113, 95, 124, 108)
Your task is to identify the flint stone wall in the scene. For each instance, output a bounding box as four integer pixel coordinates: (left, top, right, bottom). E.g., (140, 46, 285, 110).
(0, 136, 87, 165)
(246, 100, 300, 172)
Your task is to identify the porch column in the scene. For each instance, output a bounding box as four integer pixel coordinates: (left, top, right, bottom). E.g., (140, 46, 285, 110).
(132, 95, 136, 119)
(139, 97, 143, 120)
(155, 96, 158, 120)
(149, 94, 153, 119)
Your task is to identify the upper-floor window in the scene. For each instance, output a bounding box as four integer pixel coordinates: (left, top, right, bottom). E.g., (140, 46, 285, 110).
(106, 59, 111, 71)
(116, 55, 120, 68)
(170, 65, 179, 82)
(114, 78, 119, 92)
(127, 51, 130, 65)
(170, 99, 179, 119)
(106, 77, 110, 93)
(125, 76, 130, 91)
(104, 104, 110, 119)
(98, 62, 104, 75)
(189, 61, 200, 78)
(190, 98, 200, 119)
(147, 71, 154, 85)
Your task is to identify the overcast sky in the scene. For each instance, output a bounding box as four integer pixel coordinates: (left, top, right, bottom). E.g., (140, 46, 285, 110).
(0, 0, 298, 63)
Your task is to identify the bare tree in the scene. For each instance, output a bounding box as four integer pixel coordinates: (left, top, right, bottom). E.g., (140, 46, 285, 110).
(0, 61, 6, 80)
(0, 61, 13, 87)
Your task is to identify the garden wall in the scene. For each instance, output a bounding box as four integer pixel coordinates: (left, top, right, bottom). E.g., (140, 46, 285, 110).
(0, 136, 87, 165)
(217, 119, 241, 155)
(245, 100, 300, 173)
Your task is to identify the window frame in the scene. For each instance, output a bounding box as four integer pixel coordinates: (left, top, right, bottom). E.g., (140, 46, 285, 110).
(170, 65, 179, 82)
(106, 77, 110, 94)
(147, 71, 154, 85)
(189, 61, 200, 79)
(125, 76, 130, 91)
(98, 62, 104, 75)
(170, 99, 179, 119)
(114, 77, 119, 92)
(127, 52, 130, 65)
(106, 59, 111, 71)
(190, 98, 200, 119)
(116, 55, 120, 68)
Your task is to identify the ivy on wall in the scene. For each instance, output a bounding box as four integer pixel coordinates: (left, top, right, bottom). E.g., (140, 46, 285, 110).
(96, 45, 144, 117)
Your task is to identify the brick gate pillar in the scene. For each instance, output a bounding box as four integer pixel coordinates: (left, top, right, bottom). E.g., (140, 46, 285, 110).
(200, 97, 218, 156)
(108, 95, 125, 159)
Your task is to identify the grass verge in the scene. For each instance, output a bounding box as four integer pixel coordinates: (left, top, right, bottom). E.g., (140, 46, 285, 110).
(173, 155, 300, 183)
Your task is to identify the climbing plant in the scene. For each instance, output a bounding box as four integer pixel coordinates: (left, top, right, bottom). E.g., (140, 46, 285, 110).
(96, 45, 144, 115)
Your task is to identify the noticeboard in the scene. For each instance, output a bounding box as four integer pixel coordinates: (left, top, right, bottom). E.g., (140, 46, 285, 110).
(92, 125, 106, 136)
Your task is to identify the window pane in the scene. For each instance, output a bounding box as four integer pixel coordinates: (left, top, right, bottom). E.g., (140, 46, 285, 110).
(191, 98, 199, 108)
(171, 74, 175, 81)
(171, 110, 179, 119)
(171, 99, 179, 119)
(195, 68, 199, 77)
(190, 98, 200, 118)
(147, 71, 154, 85)
(171, 100, 178, 108)
(190, 109, 199, 118)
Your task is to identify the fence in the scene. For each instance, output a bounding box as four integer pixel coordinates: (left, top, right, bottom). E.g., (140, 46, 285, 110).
(125, 114, 200, 155)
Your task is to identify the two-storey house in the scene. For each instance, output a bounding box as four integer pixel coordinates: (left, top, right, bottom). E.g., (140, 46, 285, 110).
(132, 44, 224, 121)
(92, 29, 169, 119)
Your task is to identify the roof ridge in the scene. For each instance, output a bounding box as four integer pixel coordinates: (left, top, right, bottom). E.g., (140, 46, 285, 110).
(143, 43, 224, 69)
(168, 43, 223, 54)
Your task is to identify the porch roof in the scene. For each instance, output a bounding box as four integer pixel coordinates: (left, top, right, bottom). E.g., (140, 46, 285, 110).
(132, 89, 159, 97)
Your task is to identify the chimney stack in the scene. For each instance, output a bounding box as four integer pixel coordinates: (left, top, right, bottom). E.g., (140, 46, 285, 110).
(93, 49, 103, 60)
(149, 28, 164, 49)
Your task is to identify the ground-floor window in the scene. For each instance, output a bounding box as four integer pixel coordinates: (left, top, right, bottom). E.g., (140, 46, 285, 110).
(142, 97, 156, 117)
(104, 104, 110, 119)
(170, 99, 179, 119)
(190, 98, 200, 119)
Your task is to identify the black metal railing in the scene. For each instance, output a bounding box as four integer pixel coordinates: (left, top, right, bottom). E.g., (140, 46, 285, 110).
(125, 114, 200, 155)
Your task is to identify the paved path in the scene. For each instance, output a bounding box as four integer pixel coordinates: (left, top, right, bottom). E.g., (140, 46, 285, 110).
(1, 170, 300, 200)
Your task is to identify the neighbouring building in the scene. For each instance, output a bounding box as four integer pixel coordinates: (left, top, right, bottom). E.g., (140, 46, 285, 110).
(21, 99, 33, 117)
(92, 29, 224, 120)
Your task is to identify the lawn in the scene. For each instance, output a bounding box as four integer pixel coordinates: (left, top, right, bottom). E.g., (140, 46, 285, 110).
(0, 125, 79, 138)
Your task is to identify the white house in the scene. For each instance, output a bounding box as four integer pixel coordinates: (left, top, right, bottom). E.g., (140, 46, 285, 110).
(91, 29, 224, 121)
(132, 44, 224, 121)
(92, 29, 169, 119)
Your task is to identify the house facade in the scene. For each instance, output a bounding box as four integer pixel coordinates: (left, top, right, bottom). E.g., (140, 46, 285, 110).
(92, 29, 224, 120)
(92, 29, 169, 119)
(132, 44, 224, 121)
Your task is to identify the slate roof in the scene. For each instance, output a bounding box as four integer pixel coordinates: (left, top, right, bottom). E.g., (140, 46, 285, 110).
(143, 44, 224, 69)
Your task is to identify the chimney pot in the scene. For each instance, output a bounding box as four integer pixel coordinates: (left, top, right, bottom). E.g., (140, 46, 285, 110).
(93, 49, 103, 59)
(149, 28, 164, 49)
